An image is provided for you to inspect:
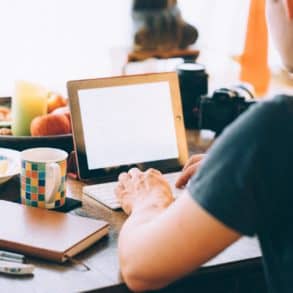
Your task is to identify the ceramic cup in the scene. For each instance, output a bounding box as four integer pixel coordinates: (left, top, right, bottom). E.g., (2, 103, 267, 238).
(20, 148, 68, 209)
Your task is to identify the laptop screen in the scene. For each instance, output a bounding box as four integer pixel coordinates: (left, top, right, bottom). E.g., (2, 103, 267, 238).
(78, 81, 179, 170)
(68, 72, 188, 181)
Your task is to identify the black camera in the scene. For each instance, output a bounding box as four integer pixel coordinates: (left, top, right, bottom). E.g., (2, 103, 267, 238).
(199, 85, 256, 136)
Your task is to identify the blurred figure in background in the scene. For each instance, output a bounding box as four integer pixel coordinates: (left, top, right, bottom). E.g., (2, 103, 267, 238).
(132, 0, 198, 51)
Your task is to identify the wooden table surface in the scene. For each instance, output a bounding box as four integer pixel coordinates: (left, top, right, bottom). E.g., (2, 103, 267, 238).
(0, 131, 264, 293)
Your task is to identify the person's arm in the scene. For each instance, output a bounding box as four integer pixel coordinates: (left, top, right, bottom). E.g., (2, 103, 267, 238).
(284, 0, 293, 19)
(116, 168, 240, 292)
(267, 0, 293, 72)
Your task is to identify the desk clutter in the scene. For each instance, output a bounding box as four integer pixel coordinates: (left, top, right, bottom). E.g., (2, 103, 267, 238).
(0, 146, 96, 276)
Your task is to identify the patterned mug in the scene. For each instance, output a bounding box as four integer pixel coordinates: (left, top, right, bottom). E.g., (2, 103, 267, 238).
(20, 148, 68, 209)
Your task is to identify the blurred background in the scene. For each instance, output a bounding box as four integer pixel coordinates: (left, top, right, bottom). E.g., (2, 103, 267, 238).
(0, 0, 288, 96)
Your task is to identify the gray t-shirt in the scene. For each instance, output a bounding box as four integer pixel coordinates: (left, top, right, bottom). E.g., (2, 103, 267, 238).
(188, 95, 293, 293)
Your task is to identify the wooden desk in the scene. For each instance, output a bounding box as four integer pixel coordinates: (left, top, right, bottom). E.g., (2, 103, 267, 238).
(0, 131, 265, 293)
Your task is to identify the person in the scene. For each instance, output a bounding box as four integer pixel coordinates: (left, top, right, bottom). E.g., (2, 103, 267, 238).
(114, 0, 293, 292)
(132, 0, 198, 51)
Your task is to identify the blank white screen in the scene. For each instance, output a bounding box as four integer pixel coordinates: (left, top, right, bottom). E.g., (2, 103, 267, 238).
(78, 81, 179, 170)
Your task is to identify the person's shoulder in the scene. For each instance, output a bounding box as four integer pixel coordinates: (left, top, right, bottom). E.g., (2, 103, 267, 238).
(244, 94, 293, 138)
(218, 94, 293, 145)
(247, 94, 293, 124)
(257, 94, 293, 114)
(272, 94, 293, 112)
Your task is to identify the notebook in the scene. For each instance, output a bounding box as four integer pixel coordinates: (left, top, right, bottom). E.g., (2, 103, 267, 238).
(0, 200, 109, 263)
(67, 72, 188, 209)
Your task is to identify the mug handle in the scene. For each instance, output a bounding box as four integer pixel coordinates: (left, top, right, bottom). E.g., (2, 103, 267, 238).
(45, 162, 62, 205)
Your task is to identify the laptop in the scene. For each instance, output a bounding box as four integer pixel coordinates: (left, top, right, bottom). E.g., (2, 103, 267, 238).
(67, 72, 189, 210)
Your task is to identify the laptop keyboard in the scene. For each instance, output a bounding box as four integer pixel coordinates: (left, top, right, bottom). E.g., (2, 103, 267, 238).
(83, 172, 184, 210)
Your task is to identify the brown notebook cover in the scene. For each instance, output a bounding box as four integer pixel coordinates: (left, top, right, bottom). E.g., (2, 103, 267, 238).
(0, 200, 109, 263)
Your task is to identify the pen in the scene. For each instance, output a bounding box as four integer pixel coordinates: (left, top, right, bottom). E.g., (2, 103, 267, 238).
(0, 251, 25, 262)
(0, 256, 24, 264)
(0, 261, 34, 275)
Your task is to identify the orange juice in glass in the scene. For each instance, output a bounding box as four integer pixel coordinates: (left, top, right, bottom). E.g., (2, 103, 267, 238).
(12, 81, 48, 136)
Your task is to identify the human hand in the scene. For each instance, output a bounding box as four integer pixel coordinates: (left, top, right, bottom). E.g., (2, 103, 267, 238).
(115, 168, 174, 215)
(175, 154, 206, 188)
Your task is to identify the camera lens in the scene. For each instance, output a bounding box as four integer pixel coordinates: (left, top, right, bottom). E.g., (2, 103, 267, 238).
(176, 62, 208, 129)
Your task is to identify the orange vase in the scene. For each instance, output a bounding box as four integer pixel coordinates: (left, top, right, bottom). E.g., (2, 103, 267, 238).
(239, 0, 270, 97)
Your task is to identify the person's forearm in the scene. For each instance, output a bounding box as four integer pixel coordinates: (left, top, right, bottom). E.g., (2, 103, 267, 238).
(118, 191, 241, 292)
(123, 205, 164, 227)
(118, 203, 167, 261)
(118, 204, 170, 291)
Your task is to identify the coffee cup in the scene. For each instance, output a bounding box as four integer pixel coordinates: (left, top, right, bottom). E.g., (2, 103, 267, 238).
(20, 148, 68, 209)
